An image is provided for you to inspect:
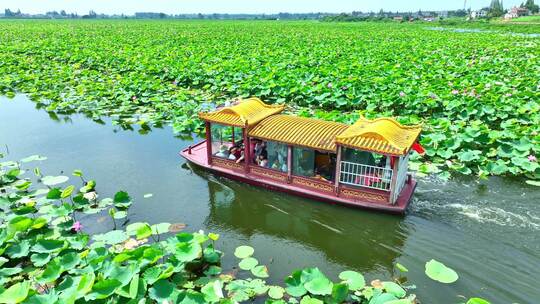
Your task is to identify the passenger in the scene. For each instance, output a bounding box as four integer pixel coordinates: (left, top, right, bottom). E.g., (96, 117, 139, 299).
(314, 169, 329, 181)
(228, 146, 239, 160)
(254, 141, 266, 158)
(257, 154, 268, 167)
(271, 159, 282, 171)
(236, 150, 245, 164)
(215, 145, 229, 158)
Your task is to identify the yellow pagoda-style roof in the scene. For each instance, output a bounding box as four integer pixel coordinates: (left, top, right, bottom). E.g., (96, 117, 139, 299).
(335, 117, 421, 155)
(198, 97, 285, 127)
(249, 114, 348, 152)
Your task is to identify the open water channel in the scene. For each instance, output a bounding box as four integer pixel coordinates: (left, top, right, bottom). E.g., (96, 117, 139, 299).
(1, 95, 539, 303)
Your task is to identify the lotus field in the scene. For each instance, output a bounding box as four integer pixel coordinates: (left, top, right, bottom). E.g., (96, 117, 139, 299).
(0, 20, 539, 179)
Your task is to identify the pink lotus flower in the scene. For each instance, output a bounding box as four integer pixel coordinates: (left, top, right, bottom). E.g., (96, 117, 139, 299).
(451, 89, 459, 95)
(327, 82, 333, 88)
(399, 91, 406, 97)
(505, 93, 512, 97)
(131, 96, 137, 101)
(172, 80, 178, 86)
(71, 221, 83, 232)
(341, 86, 348, 90)
(429, 93, 438, 99)
(528, 155, 537, 162)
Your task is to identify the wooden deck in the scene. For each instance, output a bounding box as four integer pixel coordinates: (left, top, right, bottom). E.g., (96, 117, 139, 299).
(180, 141, 415, 214)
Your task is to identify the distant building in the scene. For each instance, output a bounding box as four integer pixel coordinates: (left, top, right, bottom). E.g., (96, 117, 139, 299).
(470, 9, 488, 19)
(422, 16, 436, 22)
(504, 6, 530, 19)
(393, 16, 403, 21)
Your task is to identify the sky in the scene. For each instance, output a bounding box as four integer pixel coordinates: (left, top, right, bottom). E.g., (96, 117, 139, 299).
(2, 0, 526, 15)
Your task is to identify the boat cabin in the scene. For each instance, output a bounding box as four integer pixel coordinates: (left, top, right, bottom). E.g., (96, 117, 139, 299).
(182, 98, 422, 213)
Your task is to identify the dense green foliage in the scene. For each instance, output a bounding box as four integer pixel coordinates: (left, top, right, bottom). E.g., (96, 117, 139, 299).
(0, 20, 538, 179)
(0, 155, 491, 303)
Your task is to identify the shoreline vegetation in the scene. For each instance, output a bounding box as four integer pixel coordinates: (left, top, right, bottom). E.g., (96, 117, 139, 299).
(0, 20, 538, 182)
(0, 154, 491, 303)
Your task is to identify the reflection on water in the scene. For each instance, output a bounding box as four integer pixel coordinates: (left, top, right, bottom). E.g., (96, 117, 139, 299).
(201, 169, 406, 272)
(1, 95, 539, 304)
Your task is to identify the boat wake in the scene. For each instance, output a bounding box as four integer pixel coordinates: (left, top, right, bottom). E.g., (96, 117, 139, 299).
(310, 219, 343, 234)
(412, 199, 540, 230)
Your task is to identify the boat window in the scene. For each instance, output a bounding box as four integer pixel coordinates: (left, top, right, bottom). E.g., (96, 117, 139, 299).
(342, 147, 378, 166)
(251, 139, 287, 172)
(211, 123, 244, 161)
(339, 147, 393, 190)
(292, 148, 335, 181)
(266, 141, 288, 173)
(293, 147, 314, 177)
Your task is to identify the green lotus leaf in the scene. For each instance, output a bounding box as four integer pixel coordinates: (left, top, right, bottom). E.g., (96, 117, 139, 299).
(338, 270, 365, 291)
(85, 279, 122, 300)
(8, 216, 33, 233)
(37, 260, 63, 283)
(201, 280, 224, 302)
(382, 281, 406, 298)
(425, 259, 459, 283)
(151, 222, 171, 235)
(61, 185, 75, 199)
(304, 276, 333, 295)
(20, 155, 47, 163)
(234, 245, 254, 258)
(126, 222, 152, 239)
(251, 265, 269, 278)
(285, 270, 307, 297)
(93, 230, 128, 245)
(369, 293, 398, 304)
(32, 239, 65, 253)
(395, 263, 409, 273)
(239, 257, 258, 270)
(525, 180, 540, 187)
(148, 279, 174, 302)
(299, 295, 324, 304)
(330, 282, 349, 303)
(0, 281, 30, 303)
(5, 240, 30, 258)
(467, 298, 491, 304)
(30, 253, 51, 267)
(268, 286, 285, 299)
(113, 191, 132, 208)
(175, 241, 202, 262)
(41, 175, 69, 186)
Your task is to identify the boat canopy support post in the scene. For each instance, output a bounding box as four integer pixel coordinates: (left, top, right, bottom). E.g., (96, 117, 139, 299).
(389, 156, 400, 205)
(244, 122, 250, 173)
(334, 145, 342, 195)
(287, 145, 292, 183)
(205, 121, 212, 165)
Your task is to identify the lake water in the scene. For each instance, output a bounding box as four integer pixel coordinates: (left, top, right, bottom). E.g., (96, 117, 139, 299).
(1, 95, 539, 303)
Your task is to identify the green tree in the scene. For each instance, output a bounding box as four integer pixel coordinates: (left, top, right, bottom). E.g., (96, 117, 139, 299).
(521, 0, 539, 13)
(489, 0, 505, 17)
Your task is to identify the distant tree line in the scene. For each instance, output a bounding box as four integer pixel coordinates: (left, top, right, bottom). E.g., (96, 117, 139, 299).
(521, 0, 539, 13)
(1, 2, 538, 20)
(0, 9, 325, 20)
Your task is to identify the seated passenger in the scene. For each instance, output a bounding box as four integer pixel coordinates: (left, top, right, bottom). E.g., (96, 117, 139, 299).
(236, 150, 245, 164)
(314, 169, 329, 182)
(257, 154, 268, 167)
(228, 146, 239, 160)
(215, 145, 229, 158)
(271, 159, 282, 171)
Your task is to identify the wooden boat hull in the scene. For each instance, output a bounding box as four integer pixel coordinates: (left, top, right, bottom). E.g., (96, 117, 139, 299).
(180, 141, 416, 214)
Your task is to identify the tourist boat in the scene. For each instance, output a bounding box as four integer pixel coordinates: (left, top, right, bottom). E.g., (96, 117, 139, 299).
(180, 97, 423, 214)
